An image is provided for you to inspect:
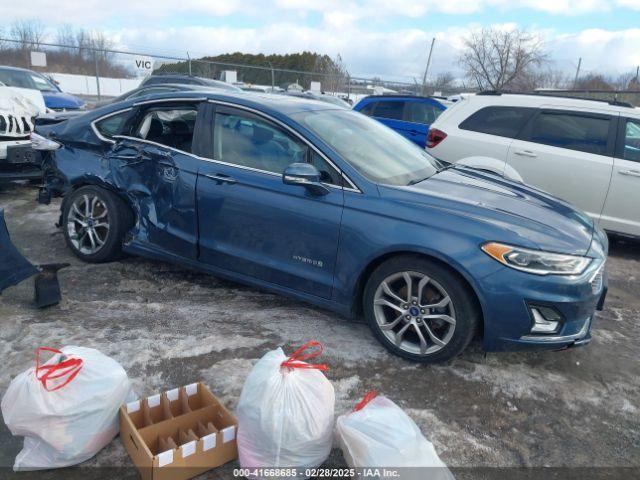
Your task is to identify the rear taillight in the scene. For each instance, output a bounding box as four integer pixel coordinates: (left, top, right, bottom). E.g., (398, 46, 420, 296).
(426, 128, 447, 149)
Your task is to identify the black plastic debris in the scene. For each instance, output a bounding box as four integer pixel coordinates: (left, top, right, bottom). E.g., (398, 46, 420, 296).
(0, 209, 68, 308)
(0, 209, 38, 293)
(34, 263, 70, 308)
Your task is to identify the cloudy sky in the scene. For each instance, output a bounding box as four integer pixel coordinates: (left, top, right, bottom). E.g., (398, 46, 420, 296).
(3, 0, 640, 83)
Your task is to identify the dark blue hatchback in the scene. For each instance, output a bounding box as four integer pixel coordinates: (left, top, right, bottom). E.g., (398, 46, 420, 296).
(36, 91, 607, 362)
(353, 95, 446, 148)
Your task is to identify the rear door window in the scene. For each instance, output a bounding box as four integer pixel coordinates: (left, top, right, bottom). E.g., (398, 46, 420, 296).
(373, 101, 405, 121)
(135, 107, 198, 153)
(620, 119, 640, 162)
(527, 112, 611, 155)
(459, 106, 534, 138)
(403, 102, 442, 124)
(94, 110, 132, 140)
(358, 101, 377, 116)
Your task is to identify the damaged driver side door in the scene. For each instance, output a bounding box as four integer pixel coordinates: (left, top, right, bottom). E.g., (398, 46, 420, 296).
(105, 102, 205, 259)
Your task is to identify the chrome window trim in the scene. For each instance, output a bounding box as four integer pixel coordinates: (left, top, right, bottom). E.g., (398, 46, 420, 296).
(91, 107, 133, 144)
(111, 135, 348, 191)
(207, 99, 361, 193)
(132, 97, 208, 107)
(93, 96, 361, 193)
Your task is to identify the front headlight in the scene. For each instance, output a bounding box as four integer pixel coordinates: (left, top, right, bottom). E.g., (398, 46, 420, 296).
(482, 242, 592, 276)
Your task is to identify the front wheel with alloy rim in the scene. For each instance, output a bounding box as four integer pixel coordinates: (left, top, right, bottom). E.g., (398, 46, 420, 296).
(62, 185, 133, 263)
(363, 256, 480, 363)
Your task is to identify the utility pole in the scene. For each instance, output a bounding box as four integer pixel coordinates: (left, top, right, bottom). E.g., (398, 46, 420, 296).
(635, 66, 639, 87)
(187, 52, 192, 76)
(268, 62, 275, 90)
(573, 57, 582, 89)
(94, 51, 101, 101)
(421, 38, 435, 95)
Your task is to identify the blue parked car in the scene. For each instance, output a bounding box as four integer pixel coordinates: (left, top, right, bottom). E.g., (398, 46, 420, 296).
(0, 66, 85, 111)
(353, 95, 446, 147)
(35, 91, 607, 362)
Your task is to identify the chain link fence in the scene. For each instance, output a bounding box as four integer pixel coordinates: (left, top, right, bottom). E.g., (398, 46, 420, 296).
(0, 38, 431, 104)
(3, 38, 637, 106)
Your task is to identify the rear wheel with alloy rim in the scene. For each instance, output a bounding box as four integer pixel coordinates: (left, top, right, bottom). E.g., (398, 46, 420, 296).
(363, 256, 479, 363)
(62, 185, 133, 263)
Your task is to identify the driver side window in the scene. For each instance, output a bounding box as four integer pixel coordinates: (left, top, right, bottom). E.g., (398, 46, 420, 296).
(213, 109, 342, 185)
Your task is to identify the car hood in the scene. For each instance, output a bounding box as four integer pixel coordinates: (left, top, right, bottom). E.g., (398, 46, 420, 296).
(386, 166, 595, 256)
(42, 91, 85, 110)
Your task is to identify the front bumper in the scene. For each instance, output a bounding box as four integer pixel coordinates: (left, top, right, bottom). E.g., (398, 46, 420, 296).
(479, 258, 607, 352)
(0, 140, 42, 182)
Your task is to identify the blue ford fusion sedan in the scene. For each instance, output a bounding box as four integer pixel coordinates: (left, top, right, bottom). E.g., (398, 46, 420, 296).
(35, 91, 607, 363)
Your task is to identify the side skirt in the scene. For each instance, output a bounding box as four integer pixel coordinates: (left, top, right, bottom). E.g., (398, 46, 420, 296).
(123, 240, 354, 318)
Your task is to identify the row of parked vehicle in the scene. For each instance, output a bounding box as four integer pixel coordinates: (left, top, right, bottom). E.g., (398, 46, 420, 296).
(1, 68, 630, 362)
(353, 91, 640, 239)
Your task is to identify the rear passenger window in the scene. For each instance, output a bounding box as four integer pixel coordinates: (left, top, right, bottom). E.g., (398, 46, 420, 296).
(373, 101, 404, 120)
(529, 113, 610, 155)
(135, 108, 197, 153)
(460, 106, 534, 138)
(622, 119, 640, 162)
(358, 102, 377, 116)
(94, 111, 131, 139)
(404, 102, 442, 124)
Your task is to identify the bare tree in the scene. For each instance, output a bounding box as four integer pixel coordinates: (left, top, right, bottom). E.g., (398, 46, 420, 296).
(575, 74, 614, 91)
(458, 28, 547, 91)
(10, 20, 46, 50)
(431, 71, 456, 91)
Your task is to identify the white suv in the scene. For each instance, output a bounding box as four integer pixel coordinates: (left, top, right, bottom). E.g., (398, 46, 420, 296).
(427, 92, 640, 238)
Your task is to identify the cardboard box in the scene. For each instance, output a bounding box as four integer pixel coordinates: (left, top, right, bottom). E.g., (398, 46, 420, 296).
(120, 382, 238, 480)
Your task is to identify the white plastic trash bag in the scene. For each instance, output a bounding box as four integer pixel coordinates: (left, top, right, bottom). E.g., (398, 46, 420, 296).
(1, 346, 134, 470)
(336, 391, 455, 480)
(237, 341, 335, 479)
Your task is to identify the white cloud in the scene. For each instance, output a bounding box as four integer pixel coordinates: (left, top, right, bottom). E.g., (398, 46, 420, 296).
(2, 1, 639, 82)
(106, 22, 640, 82)
(4, 0, 640, 25)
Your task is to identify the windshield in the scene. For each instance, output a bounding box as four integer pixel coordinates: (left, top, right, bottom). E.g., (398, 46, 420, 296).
(291, 109, 440, 185)
(30, 73, 58, 92)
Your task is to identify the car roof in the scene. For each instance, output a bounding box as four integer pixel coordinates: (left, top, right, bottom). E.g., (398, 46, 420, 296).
(105, 90, 343, 116)
(358, 94, 441, 101)
(355, 94, 446, 107)
(465, 92, 636, 114)
(0, 65, 36, 74)
(137, 83, 208, 90)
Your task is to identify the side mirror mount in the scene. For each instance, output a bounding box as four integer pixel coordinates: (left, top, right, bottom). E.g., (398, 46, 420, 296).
(282, 163, 330, 196)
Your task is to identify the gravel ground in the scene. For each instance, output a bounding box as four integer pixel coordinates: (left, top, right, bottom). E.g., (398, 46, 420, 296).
(0, 183, 639, 480)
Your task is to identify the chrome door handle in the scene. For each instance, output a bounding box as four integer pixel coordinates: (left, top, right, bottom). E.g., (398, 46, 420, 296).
(513, 150, 537, 158)
(619, 169, 640, 177)
(203, 173, 237, 184)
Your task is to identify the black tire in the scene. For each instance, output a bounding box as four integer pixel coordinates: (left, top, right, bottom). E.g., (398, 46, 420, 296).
(61, 185, 133, 263)
(363, 255, 480, 363)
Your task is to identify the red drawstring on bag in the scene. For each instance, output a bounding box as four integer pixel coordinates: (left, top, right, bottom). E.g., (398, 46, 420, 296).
(35, 347, 83, 392)
(281, 341, 329, 371)
(353, 390, 378, 412)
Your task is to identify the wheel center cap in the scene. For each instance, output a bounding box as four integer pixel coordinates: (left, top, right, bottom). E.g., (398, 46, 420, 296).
(409, 306, 420, 317)
(87, 218, 94, 227)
